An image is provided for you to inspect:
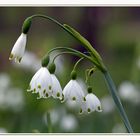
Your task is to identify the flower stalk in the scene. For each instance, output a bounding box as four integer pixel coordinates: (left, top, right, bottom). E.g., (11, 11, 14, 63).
(47, 112, 52, 133)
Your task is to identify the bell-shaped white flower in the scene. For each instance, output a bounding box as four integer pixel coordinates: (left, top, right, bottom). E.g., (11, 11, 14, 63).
(9, 33, 27, 63)
(62, 80, 85, 103)
(80, 93, 102, 114)
(50, 74, 63, 100)
(27, 67, 52, 99)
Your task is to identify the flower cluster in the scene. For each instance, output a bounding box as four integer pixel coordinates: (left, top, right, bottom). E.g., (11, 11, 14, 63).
(27, 65, 102, 114)
(9, 20, 102, 114)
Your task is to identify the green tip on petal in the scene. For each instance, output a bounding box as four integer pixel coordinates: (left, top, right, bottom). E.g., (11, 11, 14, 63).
(9, 53, 14, 60)
(79, 108, 83, 114)
(37, 85, 41, 89)
(87, 108, 91, 113)
(49, 85, 52, 90)
(72, 97, 76, 101)
(83, 97, 86, 101)
(46, 93, 49, 97)
(97, 106, 102, 111)
(33, 88, 36, 93)
(18, 57, 22, 63)
(61, 94, 64, 102)
(57, 92, 60, 97)
(43, 89, 46, 94)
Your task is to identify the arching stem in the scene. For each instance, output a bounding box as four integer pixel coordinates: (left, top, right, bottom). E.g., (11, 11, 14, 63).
(46, 47, 101, 70)
(73, 57, 84, 70)
(24, 14, 106, 72)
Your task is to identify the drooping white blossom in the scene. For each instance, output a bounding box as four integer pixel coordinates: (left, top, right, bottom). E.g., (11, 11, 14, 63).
(62, 80, 85, 103)
(80, 93, 102, 114)
(9, 33, 27, 63)
(50, 74, 63, 100)
(27, 67, 52, 99)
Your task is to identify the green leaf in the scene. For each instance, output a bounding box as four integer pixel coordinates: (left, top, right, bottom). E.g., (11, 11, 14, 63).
(63, 24, 102, 61)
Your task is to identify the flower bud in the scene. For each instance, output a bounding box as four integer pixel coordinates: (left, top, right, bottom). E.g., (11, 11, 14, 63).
(48, 63, 56, 74)
(41, 55, 50, 67)
(70, 70, 77, 80)
(22, 17, 32, 34)
(87, 86, 92, 93)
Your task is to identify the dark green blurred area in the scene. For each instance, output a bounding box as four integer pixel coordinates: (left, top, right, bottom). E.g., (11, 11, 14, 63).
(0, 7, 140, 133)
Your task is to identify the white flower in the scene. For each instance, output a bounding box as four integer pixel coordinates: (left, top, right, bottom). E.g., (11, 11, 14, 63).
(80, 93, 102, 114)
(118, 81, 140, 104)
(9, 33, 27, 63)
(27, 67, 52, 99)
(62, 80, 85, 102)
(60, 114, 78, 132)
(51, 74, 63, 100)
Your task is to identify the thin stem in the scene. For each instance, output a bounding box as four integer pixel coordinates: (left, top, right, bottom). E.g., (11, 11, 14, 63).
(47, 112, 52, 133)
(104, 71, 133, 133)
(47, 47, 89, 56)
(73, 57, 84, 70)
(52, 52, 85, 63)
(47, 47, 101, 70)
(27, 14, 106, 72)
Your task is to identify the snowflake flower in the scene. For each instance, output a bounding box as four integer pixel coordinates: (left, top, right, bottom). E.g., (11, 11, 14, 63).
(9, 33, 27, 63)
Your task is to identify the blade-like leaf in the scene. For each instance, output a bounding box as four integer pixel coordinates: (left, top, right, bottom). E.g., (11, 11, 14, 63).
(63, 24, 102, 61)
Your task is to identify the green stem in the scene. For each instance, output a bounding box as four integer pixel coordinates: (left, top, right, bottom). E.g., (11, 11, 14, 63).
(48, 47, 91, 62)
(104, 71, 133, 133)
(27, 14, 105, 72)
(73, 57, 84, 70)
(47, 112, 52, 133)
(47, 47, 101, 70)
(52, 51, 83, 63)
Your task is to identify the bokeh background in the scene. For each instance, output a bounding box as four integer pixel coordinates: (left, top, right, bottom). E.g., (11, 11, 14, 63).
(0, 7, 140, 133)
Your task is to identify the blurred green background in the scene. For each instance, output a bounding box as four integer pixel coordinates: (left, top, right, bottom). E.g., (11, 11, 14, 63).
(0, 7, 140, 133)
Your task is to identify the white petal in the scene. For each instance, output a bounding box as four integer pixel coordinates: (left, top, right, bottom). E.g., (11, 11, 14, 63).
(37, 68, 52, 98)
(63, 80, 85, 103)
(85, 94, 95, 112)
(28, 67, 43, 92)
(27, 67, 52, 99)
(81, 93, 102, 114)
(63, 80, 73, 102)
(51, 74, 63, 100)
(36, 68, 52, 98)
(9, 33, 27, 63)
(70, 80, 85, 101)
(92, 94, 102, 112)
